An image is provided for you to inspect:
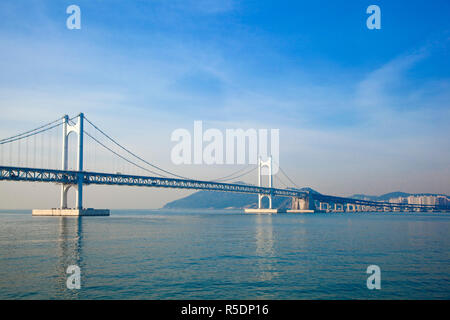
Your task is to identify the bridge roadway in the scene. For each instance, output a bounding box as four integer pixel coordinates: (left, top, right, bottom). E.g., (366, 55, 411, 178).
(0, 165, 306, 197)
(0, 165, 441, 211)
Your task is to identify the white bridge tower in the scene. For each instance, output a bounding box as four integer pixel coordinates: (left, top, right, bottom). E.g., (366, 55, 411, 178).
(258, 156, 273, 209)
(60, 113, 84, 209)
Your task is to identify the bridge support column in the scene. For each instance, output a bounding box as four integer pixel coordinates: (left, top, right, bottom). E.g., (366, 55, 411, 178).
(60, 115, 69, 209)
(319, 202, 329, 212)
(77, 173, 83, 210)
(245, 156, 278, 213)
(258, 156, 272, 210)
(60, 113, 84, 210)
(287, 194, 314, 213)
(258, 194, 272, 209)
(60, 184, 71, 209)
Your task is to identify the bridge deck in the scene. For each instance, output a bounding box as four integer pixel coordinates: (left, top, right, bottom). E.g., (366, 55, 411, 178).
(0, 166, 443, 210)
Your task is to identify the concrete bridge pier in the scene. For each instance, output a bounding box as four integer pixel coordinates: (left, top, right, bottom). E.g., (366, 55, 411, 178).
(287, 195, 314, 213)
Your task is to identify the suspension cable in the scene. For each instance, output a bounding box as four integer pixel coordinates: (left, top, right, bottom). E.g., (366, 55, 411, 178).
(67, 115, 268, 185)
(85, 125, 257, 182)
(72, 118, 167, 177)
(274, 175, 289, 188)
(212, 165, 252, 181)
(84, 130, 167, 177)
(273, 168, 294, 188)
(214, 165, 257, 182)
(272, 160, 301, 189)
(0, 116, 63, 143)
(84, 116, 260, 182)
(0, 122, 63, 145)
(84, 117, 191, 179)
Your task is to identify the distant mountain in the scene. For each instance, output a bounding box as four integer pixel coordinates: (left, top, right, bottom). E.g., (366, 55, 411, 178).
(163, 185, 320, 209)
(163, 191, 286, 209)
(287, 187, 321, 194)
(350, 191, 448, 201)
(350, 192, 411, 201)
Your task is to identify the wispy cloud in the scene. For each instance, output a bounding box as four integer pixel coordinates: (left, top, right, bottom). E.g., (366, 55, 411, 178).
(355, 49, 428, 112)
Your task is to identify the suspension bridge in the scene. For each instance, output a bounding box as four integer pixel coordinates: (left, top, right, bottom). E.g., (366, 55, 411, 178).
(0, 113, 445, 215)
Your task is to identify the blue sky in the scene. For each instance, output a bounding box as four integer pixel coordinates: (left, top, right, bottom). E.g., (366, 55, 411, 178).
(0, 0, 449, 208)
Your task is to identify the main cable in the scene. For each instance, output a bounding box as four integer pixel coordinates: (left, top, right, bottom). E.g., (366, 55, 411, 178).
(84, 130, 167, 177)
(84, 117, 190, 179)
(0, 116, 63, 143)
(85, 116, 260, 183)
(214, 165, 257, 182)
(0, 122, 63, 145)
(273, 160, 301, 189)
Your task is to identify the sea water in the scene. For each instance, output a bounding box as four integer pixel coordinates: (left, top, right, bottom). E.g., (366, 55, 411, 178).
(0, 210, 448, 299)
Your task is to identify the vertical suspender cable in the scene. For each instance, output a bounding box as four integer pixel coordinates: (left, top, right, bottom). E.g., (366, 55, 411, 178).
(47, 129, 49, 168)
(18, 139, 21, 167)
(33, 134, 36, 168)
(39, 131, 44, 168)
(25, 135, 29, 167)
(41, 132, 44, 168)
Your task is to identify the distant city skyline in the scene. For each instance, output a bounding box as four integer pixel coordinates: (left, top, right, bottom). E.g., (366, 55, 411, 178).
(0, 0, 449, 209)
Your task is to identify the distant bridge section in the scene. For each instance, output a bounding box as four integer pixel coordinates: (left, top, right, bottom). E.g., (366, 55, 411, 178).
(311, 193, 446, 212)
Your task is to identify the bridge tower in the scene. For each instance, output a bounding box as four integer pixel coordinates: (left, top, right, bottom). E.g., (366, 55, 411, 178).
(60, 113, 84, 209)
(257, 156, 273, 209)
(32, 113, 108, 216)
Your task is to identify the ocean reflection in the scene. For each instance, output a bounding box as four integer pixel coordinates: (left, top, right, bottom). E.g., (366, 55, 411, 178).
(254, 214, 278, 281)
(56, 217, 83, 298)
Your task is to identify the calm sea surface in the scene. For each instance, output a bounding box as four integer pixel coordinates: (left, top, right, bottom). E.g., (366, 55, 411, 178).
(0, 210, 448, 299)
